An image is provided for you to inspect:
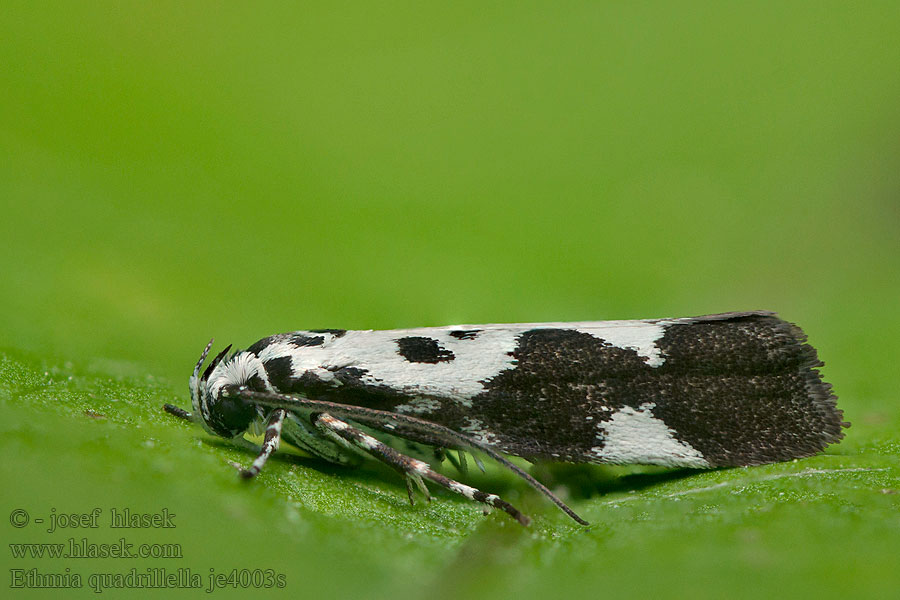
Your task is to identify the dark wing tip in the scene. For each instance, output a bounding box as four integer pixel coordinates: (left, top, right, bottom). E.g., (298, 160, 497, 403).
(717, 312, 846, 449)
(670, 312, 847, 468)
(782, 317, 847, 446)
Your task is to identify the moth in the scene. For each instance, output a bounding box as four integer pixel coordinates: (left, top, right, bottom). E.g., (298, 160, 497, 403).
(164, 311, 847, 526)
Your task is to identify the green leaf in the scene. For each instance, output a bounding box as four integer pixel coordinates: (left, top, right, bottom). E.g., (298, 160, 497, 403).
(3, 346, 899, 599)
(2, 2, 900, 598)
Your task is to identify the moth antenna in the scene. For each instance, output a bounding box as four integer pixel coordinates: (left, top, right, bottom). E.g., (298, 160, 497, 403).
(163, 403, 192, 420)
(202, 344, 233, 381)
(233, 388, 589, 525)
(193, 338, 215, 380)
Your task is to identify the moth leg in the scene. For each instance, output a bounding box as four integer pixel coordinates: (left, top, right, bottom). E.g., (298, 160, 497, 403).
(405, 471, 431, 505)
(443, 449, 465, 474)
(230, 409, 287, 479)
(236, 387, 588, 525)
(471, 453, 486, 473)
(444, 450, 484, 475)
(313, 413, 531, 526)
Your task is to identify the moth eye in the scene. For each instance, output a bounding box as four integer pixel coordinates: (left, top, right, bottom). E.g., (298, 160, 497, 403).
(207, 393, 256, 438)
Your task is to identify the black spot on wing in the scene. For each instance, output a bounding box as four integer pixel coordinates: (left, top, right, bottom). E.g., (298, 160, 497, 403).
(259, 359, 414, 415)
(396, 336, 455, 363)
(262, 356, 337, 398)
(289, 334, 325, 347)
(449, 329, 481, 340)
(329, 366, 369, 385)
(246, 372, 268, 391)
(245, 334, 285, 355)
(310, 329, 347, 337)
(262, 356, 295, 390)
(300, 364, 413, 412)
(463, 329, 646, 461)
(246, 332, 326, 355)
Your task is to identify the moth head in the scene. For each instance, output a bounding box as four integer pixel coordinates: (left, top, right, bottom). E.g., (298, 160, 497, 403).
(189, 340, 258, 439)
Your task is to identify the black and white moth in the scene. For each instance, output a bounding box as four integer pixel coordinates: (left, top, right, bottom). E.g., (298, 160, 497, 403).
(164, 311, 847, 526)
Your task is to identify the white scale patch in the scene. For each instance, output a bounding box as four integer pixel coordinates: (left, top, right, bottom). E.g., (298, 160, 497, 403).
(459, 417, 502, 446)
(592, 402, 709, 468)
(256, 320, 673, 404)
(393, 397, 442, 414)
(448, 481, 477, 500)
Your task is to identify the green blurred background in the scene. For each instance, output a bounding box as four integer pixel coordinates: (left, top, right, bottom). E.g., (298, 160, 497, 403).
(2, 2, 898, 599)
